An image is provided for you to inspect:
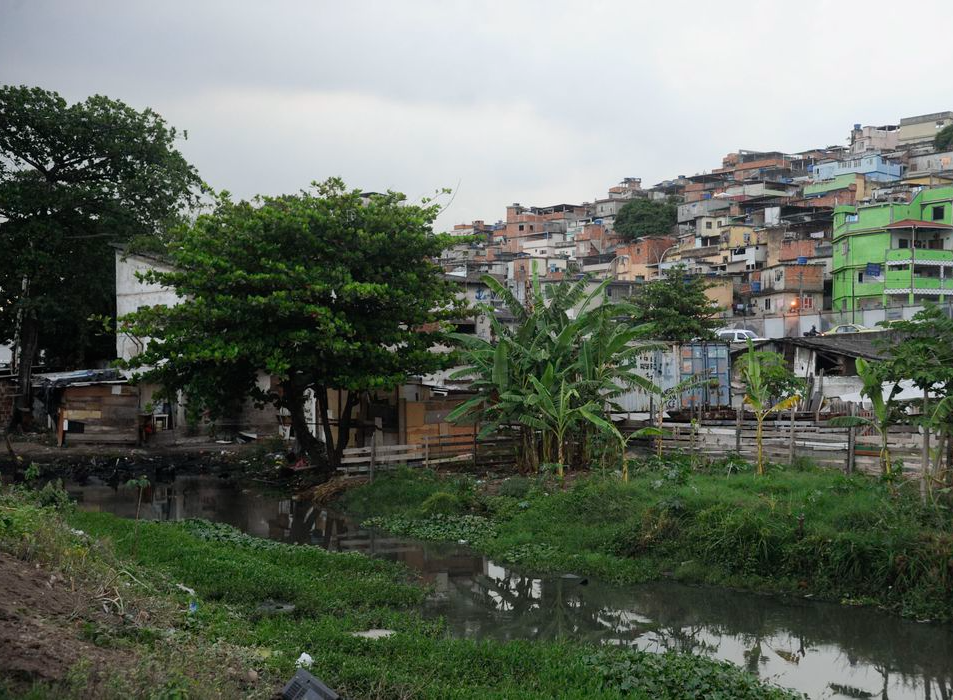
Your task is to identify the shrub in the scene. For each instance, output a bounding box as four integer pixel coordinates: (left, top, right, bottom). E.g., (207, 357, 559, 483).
(417, 491, 464, 517)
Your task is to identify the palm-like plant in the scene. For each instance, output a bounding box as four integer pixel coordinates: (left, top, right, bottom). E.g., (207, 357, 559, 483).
(448, 265, 655, 476)
(739, 339, 801, 476)
(828, 357, 900, 477)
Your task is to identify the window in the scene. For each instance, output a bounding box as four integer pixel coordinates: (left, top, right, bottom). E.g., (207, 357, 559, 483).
(857, 272, 864, 283)
(846, 214, 859, 223)
(932, 205, 945, 221)
(529, 225, 535, 232)
(802, 296, 814, 309)
(899, 238, 909, 249)
(518, 224, 524, 231)
(705, 221, 713, 229)
(764, 298, 771, 310)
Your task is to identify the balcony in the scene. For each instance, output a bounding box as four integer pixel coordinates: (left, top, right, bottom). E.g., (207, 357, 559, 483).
(885, 248, 953, 265)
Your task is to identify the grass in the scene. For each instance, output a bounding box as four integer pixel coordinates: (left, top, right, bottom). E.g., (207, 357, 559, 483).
(0, 483, 801, 699)
(343, 458, 953, 622)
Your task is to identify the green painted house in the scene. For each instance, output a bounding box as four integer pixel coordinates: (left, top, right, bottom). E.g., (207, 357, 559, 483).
(832, 187, 953, 312)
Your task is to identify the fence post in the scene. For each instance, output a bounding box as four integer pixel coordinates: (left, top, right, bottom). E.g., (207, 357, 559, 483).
(735, 406, 743, 453)
(472, 423, 478, 469)
(846, 403, 856, 476)
(368, 417, 381, 482)
(424, 437, 430, 468)
(788, 406, 796, 465)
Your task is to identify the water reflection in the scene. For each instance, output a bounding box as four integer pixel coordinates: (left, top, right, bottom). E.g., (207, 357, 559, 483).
(66, 475, 953, 700)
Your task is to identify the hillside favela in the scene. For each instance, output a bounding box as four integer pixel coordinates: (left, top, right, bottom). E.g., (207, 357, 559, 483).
(2, 3, 953, 699)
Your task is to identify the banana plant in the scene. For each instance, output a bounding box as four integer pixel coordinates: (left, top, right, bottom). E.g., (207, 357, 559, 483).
(828, 357, 901, 476)
(739, 339, 801, 476)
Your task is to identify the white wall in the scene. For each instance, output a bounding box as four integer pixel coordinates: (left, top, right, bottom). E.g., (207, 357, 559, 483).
(115, 251, 179, 361)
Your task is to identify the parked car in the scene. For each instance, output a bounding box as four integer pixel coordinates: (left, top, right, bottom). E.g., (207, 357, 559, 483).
(714, 328, 764, 343)
(821, 323, 872, 336)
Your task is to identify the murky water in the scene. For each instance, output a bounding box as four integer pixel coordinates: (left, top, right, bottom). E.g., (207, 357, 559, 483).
(66, 474, 953, 699)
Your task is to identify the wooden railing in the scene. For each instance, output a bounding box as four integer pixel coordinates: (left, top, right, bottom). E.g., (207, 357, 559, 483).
(339, 433, 518, 475)
(624, 415, 925, 474)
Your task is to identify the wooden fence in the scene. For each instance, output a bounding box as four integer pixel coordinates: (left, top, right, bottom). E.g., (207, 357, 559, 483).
(339, 433, 518, 476)
(624, 412, 926, 475)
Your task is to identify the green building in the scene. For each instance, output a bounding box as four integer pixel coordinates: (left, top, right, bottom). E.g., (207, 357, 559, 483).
(832, 187, 953, 312)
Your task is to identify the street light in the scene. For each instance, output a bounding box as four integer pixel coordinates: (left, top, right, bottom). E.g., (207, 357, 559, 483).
(656, 244, 678, 280)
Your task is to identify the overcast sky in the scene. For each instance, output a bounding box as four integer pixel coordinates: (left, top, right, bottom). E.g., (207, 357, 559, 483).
(3, 0, 952, 230)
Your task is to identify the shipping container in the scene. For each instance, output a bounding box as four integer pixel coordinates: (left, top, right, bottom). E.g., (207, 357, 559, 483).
(614, 342, 731, 414)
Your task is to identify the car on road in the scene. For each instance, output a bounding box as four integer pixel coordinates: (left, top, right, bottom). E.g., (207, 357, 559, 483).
(715, 328, 764, 343)
(821, 323, 872, 336)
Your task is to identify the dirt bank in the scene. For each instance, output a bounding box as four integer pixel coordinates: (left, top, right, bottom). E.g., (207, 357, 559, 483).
(0, 551, 135, 694)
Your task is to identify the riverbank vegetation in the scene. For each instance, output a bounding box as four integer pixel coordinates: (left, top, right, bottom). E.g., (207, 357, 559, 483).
(0, 484, 801, 699)
(344, 460, 953, 623)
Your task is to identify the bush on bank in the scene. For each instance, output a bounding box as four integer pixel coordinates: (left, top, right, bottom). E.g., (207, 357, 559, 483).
(345, 460, 953, 622)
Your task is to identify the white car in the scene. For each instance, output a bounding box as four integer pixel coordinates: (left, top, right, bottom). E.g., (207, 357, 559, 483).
(715, 328, 763, 343)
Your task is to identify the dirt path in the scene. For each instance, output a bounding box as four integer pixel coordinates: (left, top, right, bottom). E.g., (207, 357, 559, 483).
(0, 551, 135, 694)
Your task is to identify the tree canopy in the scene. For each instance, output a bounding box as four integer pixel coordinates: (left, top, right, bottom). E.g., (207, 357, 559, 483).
(0, 84, 201, 429)
(120, 179, 465, 474)
(629, 266, 721, 342)
(936, 123, 953, 152)
(613, 197, 677, 241)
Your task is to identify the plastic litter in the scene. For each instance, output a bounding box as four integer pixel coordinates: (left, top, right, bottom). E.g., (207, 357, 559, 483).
(296, 652, 314, 668)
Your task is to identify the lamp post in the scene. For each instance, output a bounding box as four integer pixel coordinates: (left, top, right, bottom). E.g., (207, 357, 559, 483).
(656, 243, 678, 280)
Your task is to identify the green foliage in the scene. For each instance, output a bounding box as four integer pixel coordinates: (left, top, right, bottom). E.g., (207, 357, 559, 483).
(118, 179, 465, 468)
(364, 513, 498, 546)
(582, 647, 799, 700)
(738, 340, 802, 475)
(497, 476, 533, 499)
(417, 491, 465, 517)
(629, 265, 721, 342)
(449, 268, 649, 474)
(40, 497, 801, 698)
(828, 358, 901, 476)
(935, 123, 953, 151)
(0, 84, 201, 374)
(613, 197, 677, 241)
(347, 466, 953, 621)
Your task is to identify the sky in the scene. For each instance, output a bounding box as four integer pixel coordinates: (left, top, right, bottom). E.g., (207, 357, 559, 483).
(3, 0, 953, 231)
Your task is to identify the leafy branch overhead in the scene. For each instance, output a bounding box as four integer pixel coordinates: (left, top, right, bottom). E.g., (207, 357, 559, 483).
(0, 84, 202, 428)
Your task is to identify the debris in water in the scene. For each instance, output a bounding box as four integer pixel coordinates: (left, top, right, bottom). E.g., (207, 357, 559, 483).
(351, 629, 395, 639)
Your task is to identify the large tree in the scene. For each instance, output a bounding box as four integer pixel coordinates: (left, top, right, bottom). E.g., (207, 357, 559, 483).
(120, 180, 465, 476)
(613, 197, 677, 241)
(936, 123, 953, 152)
(0, 85, 201, 430)
(629, 266, 721, 342)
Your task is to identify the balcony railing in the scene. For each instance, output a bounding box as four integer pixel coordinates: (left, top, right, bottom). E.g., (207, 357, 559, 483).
(885, 248, 953, 264)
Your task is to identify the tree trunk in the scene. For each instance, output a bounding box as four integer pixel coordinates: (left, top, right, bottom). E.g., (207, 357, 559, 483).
(282, 380, 329, 476)
(881, 428, 891, 477)
(756, 417, 764, 476)
(315, 385, 335, 457)
(921, 389, 930, 503)
(946, 429, 953, 487)
(8, 312, 39, 433)
(331, 391, 359, 469)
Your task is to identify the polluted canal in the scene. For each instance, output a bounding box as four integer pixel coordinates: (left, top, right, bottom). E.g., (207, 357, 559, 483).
(65, 474, 953, 700)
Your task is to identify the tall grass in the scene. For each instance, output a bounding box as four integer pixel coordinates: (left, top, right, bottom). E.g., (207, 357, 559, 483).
(351, 461, 953, 621)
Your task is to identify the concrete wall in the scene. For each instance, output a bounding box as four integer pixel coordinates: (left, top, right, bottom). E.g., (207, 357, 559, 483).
(115, 251, 178, 361)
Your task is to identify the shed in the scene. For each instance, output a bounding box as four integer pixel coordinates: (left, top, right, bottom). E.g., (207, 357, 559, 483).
(33, 369, 140, 447)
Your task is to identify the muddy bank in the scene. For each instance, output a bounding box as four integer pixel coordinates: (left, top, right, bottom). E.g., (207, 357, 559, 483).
(0, 436, 314, 490)
(0, 550, 136, 694)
